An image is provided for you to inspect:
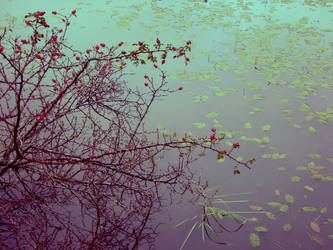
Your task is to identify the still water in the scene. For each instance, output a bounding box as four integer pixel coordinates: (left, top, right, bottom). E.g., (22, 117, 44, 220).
(2, 0, 332, 249)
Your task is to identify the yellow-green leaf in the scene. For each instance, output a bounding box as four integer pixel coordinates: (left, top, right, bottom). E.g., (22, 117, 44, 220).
(283, 224, 292, 231)
(285, 194, 294, 203)
(304, 185, 314, 192)
(249, 233, 260, 247)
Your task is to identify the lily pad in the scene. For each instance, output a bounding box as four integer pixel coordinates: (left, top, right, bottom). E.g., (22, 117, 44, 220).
(249, 233, 260, 247)
(304, 185, 314, 192)
(302, 206, 317, 212)
(267, 202, 282, 208)
(279, 205, 289, 212)
(261, 125, 271, 132)
(265, 212, 275, 220)
(283, 224, 292, 232)
(244, 122, 252, 129)
(206, 112, 218, 118)
(285, 194, 294, 203)
(308, 153, 321, 159)
(291, 176, 301, 182)
(308, 126, 316, 133)
(254, 226, 268, 232)
(192, 122, 206, 129)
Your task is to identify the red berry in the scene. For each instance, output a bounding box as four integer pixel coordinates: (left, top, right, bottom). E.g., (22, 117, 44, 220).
(86, 49, 91, 54)
(156, 38, 160, 44)
(179, 153, 183, 158)
(153, 64, 158, 69)
(76, 56, 80, 61)
(162, 75, 166, 79)
(52, 79, 57, 83)
(131, 51, 136, 56)
(44, 23, 49, 28)
(210, 134, 216, 141)
(58, 29, 63, 33)
(100, 43, 105, 47)
(95, 45, 99, 50)
(21, 40, 28, 44)
(182, 138, 186, 142)
(172, 47, 177, 51)
(186, 40, 191, 45)
(72, 10, 77, 15)
(144, 83, 148, 87)
(39, 115, 44, 120)
(52, 11, 57, 15)
(25, 21, 32, 26)
(118, 42, 123, 47)
(211, 128, 216, 133)
(185, 57, 190, 61)
(121, 51, 126, 54)
(161, 60, 165, 64)
(138, 41, 143, 46)
(0, 47, 3, 53)
(232, 142, 240, 149)
(144, 75, 148, 79)
(178, 87, 183, 91)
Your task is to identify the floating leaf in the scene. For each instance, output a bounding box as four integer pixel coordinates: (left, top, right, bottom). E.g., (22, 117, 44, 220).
(206, 112, 218, 118)
(296, 166, 307, 170)
(254, 226, 268, 232)
(274, 189, 280, 196)
(299, 103, 310, 112)
(261, 136, 270, 144)
(308, 161, 316, 168)
(261, 153, 272, 159)
(244, 122, 252, 129)
(283, 224, 292, 232)
(327, 218, 333, 224)
(250, 205, 264, 211)
(192, 122, 206, 129)
(248, 217, 258, 222)
(278, 166, 286, 171)
(261, 125, 271, 132)
(308, 126, 316, 133)
(293, 124, 302, 128)
(281, 109, 292, 114)
(328, 235, 333, 239)
(280, 205, 289, 212)
(249, 233, 260, 247)
(265, 212, 275, 220)
(267, 202, 282, 208)
(285, 194, 294, 203)
(304, 185, 314, 192)
(291, 176, 301, 182)
(310, 221, 320, 233)
(308, 153, 321, 159)
(320, 207, 327, 214)
(302, 206, 317, 212)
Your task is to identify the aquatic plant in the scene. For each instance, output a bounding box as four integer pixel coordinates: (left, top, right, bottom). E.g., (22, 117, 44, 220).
(0, 10, 254, 249)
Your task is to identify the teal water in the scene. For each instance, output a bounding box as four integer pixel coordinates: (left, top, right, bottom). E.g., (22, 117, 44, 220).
(1, 0, 332, 249)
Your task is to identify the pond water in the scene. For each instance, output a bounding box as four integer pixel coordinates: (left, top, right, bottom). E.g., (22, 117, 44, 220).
(2, 0, 332, 249)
